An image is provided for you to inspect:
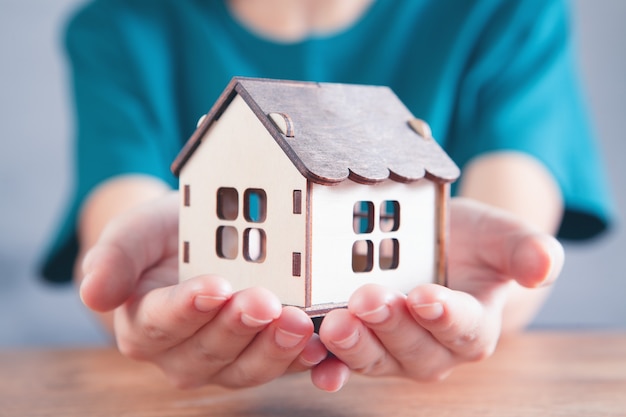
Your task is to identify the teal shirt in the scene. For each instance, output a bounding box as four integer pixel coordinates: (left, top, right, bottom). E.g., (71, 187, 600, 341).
(42, 0, 613, 282)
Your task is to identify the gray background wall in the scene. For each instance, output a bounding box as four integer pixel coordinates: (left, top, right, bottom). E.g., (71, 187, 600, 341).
(0, 0, 624, 347)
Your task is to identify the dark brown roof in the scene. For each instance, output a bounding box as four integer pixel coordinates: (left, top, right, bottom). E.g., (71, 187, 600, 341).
(171, 77, 459, 185)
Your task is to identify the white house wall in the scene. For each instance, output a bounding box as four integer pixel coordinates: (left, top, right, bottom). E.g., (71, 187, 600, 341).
(309, 179, 436, 306)
(179, 94, 308, 306)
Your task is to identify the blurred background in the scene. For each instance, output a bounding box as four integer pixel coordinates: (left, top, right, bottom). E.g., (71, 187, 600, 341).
(1, 0, 624, 347)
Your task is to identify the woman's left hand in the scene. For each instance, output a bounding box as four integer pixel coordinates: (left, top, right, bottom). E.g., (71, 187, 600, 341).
(311, 198, 564, 391)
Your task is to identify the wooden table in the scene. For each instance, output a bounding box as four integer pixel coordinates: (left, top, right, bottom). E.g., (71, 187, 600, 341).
(2, 332, 625, 416)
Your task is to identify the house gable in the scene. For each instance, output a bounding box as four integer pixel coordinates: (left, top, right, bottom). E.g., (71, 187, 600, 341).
(178, 94, 308, 306)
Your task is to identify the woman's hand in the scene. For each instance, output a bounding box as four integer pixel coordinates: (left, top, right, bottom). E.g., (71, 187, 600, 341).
(80, 193, 563, 392)
(312, 197, 564, 391)
(79, 192, 327, 389)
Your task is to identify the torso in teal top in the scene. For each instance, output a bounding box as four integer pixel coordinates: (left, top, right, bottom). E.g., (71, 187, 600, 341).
(42, 0, 613, 282)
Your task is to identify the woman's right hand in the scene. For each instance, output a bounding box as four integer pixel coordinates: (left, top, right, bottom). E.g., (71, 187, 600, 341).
(79, 192, 328, 389)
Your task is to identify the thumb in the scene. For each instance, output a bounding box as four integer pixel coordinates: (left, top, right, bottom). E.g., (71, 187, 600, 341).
(509, 233, 564, 288)
(80, 244, 138, 312)
(79, 193, 179, 312)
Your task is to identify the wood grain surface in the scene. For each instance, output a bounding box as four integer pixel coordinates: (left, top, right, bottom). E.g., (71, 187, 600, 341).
(2, 332, 625, 416)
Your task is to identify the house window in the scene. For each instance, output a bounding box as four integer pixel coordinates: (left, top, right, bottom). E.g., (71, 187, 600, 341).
(243, 228, 266, 262)
(244, 189, 267, 223)
(379, 238, 399, 270)
(217, 187, 238, 220)
(352, 200, 401, 272)
(352, 240, 374, 273)
(215, 187, 268, 263)
(353, 201, 374, 234)
(216, 226, 238, 259)
(379, 201, 400, 232)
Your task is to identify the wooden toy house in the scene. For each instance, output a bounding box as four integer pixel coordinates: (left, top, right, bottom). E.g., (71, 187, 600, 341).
(171, 77, 460, 316)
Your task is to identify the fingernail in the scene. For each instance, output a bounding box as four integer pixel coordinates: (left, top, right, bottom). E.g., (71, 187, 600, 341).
(326, 367, 351, 393)
(275, 328, 305, 348)
(540, 238, 565, 287)
(300, 352, 326, 367)
(78, 273, 91, 306)
(335, 372, 350, 393)
(81, 250, 95, 275)
(333, 329, 359, 350)
(194, 294, 228, 312)
(413, 302, 444, 320)
(355, 304, 390, 324)
(241, 313, 273, 328)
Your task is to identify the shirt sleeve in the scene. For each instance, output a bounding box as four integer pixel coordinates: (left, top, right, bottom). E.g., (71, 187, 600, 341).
(446, 0, 613, 240)
(40, 1, 180, 282)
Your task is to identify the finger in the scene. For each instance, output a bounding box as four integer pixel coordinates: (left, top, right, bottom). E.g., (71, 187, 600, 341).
(449, 198, 564, 290)
(407, 284, 501, 362)
(318, 308, 399, 376)
(348, 284, 456, 381)
(310, 356, 351, 392)
(509, 233, 564, 288)
(288, 333, 328, 373)
(113, 274, 232, 359)
(157, 287, 282, 388)
(80, 244, 139, 312)
(80, 192, 179, 311)
(213, 306, 315, 388)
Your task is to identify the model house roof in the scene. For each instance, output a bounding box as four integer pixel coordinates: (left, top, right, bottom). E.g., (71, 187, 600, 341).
(171, 77, 460, 185)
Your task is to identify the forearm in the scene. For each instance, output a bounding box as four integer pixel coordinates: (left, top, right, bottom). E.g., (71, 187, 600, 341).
(458, 151, 564, 333)
(74, 175, 172, 333)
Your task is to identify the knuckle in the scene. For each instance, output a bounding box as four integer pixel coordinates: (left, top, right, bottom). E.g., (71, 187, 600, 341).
(136, 307, 178, 344)
(448, 328, 497, 362)
(228, 366, 271, 388)
(159, 356, 221, 390)
(116, 337, 149, 361)
(455, 330, 479, 346)
(140, 322, 174, 344)
(465, 340, 497, 362)
(410, 364, 453, 382)
(164, 371, 204, 390)
(423, 367, 453, 382)
(114, 324, 167, 361)
(353, 355, 389, 376)
(193, 343, 232, 369)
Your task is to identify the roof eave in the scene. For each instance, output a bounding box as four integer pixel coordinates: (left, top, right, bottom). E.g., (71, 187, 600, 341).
(170, 78, 241, 177)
